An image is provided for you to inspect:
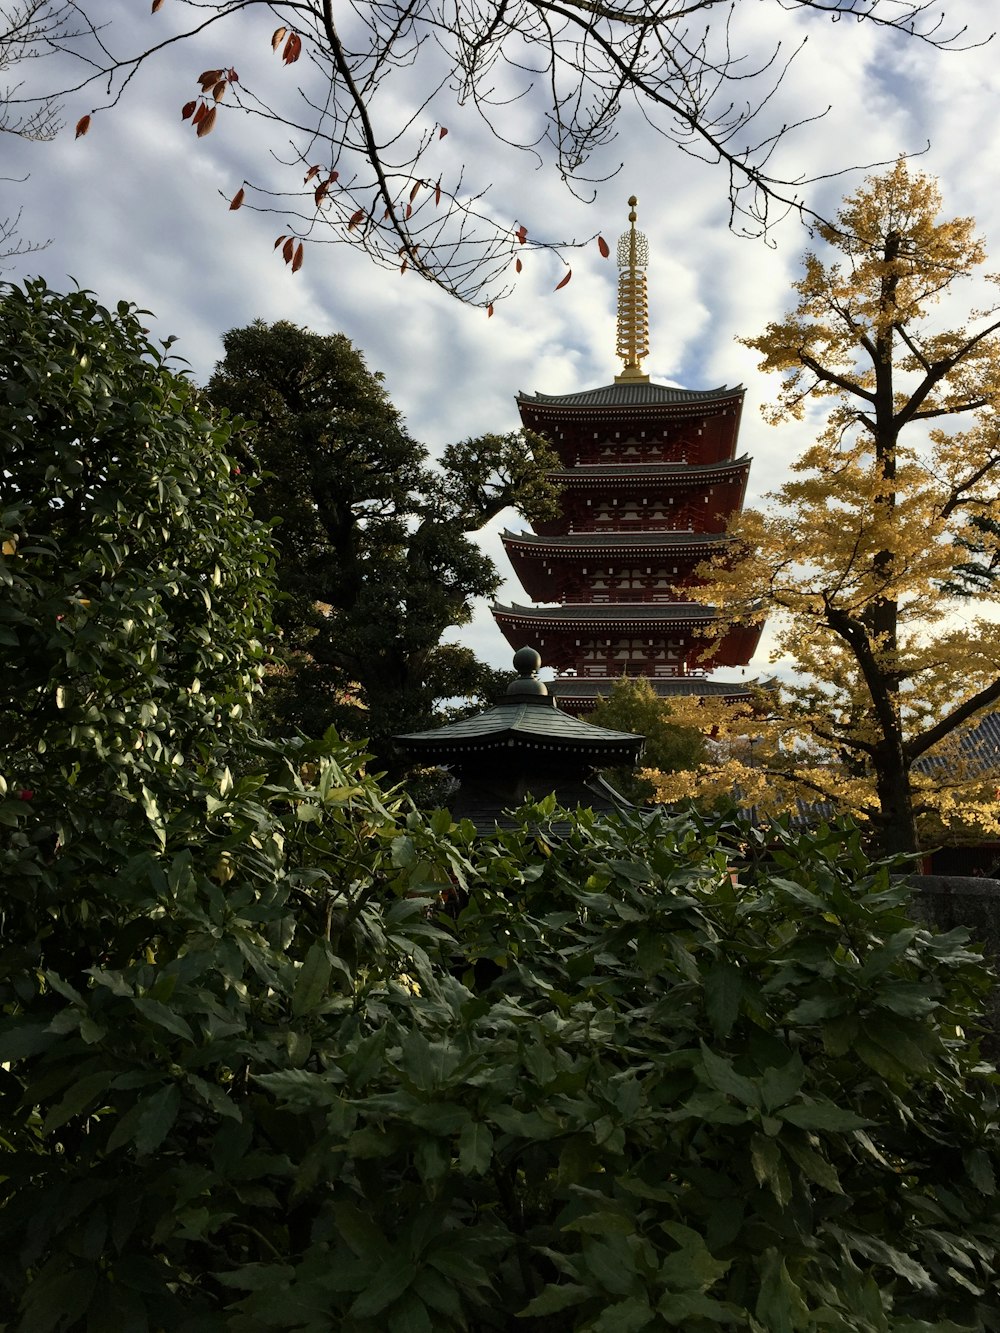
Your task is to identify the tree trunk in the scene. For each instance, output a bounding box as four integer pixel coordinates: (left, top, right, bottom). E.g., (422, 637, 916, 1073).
(872, 745, 919, 857)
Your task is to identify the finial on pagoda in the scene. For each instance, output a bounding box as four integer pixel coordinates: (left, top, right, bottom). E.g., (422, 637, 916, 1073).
(614, 196, 651, 384)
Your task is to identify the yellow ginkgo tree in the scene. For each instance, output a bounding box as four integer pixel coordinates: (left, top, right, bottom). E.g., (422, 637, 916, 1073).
(649, 161, 1000, 857)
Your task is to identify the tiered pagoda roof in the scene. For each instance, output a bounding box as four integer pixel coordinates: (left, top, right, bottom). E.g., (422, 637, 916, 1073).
(491, 196, 762, 712)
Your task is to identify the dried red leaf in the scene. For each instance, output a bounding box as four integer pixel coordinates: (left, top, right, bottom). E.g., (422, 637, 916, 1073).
(74, 114, 91, 139)
(383, 207, 391, 220)
(196, 105, 217, 137)
(151, 0, 164, 11)
(271, 26, 287, 51)
(282, 237, 295, 263)
(434, 178, 441, 206)
(198, 69, 223, 90)
(292, 242, 304, 273)
(348, 209, 364, 230)
(554, 269, 572, 290)
(315, 181, 330, 206)
(405, 203, 412, 220)
(515, 225, 527, 244)
(409, 181, 420, 203)
(439, 126, 448, 139)
(487, 304, 494, 318)
(181, 100, 196, 121)
(192, 101, 207, 125)
(228, 68, 239, 83)
(400, 259, 408, 275)
(212, 80, 227, 102)
(597, 234, 610, 258)
(515, 257, 522, 274)
(274, 235, 287, 249)
(304, 165, 320, 184)
(229, 187, 245, 211)
(283, 32, 302, 64)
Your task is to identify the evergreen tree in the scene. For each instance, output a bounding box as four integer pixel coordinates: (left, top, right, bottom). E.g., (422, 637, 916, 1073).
(206, 320, 560, 758)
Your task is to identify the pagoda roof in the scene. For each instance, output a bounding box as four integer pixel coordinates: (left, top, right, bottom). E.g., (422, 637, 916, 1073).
(517, 381, 743, 410)
(547, 456, 751, 484)
(548, 676, 755, 701)
(397, 695, 642, 763)
(502, 528, 731, 554)
(493, 601, 717, 627)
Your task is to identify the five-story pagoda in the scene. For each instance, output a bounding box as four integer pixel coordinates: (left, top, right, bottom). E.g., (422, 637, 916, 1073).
(492, 198, 761, 712)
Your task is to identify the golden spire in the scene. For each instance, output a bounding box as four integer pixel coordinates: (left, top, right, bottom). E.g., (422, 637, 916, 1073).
(614, 195, 650, 383)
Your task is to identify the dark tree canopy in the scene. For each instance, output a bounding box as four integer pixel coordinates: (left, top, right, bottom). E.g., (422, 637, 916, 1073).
(0, 280, 276, 780)
(206, 319, 561, 754)
(13, 0, 985, 304)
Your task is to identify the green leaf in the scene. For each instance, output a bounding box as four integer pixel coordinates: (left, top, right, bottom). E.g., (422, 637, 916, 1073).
(388, 1292, 433, 1333)
(782, 1137, 844, 1195)
(778, 1102, 873, 1132)
(458, 1120, 494, 1175)
(754, 1248, 810, 1333)
(131, 996, 194, 1041)
(517, 1284, 591, 1316)
(704, 962, 743, 1038)
(133, 1084, 181, 1155)
(759, 1054, 804, 1112)
(292, 940, 333, 1016)
(590, 1297, 654, 1332)
(253, 1069, 343, 1106)
(0, 1023, 58, 1061)
(698, 1042, 760, 1107)
(965, 1147, 996, 1196)
(42, 1070, 114, 1134)
(349, 1254, 418, 1318)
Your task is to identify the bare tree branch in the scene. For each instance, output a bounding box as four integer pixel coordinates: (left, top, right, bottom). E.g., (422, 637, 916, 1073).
(9, 0, 989, 303)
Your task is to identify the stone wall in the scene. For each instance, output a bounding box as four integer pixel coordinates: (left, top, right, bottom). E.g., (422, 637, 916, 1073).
(904, 875, 1000, 1057)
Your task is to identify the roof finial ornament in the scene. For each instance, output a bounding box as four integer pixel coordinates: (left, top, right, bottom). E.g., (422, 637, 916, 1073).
(614, 195, 651, 384)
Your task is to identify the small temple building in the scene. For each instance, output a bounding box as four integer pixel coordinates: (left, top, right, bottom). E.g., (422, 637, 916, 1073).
(396, 647, 643, 829)
(492, 198, 762, 713)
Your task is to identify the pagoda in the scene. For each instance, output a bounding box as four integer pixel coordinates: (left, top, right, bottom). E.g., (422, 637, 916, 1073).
(492, 198, 761, 712)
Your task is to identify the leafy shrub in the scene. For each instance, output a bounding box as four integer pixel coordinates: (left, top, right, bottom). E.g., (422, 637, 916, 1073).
(2, 776, 999, 1331)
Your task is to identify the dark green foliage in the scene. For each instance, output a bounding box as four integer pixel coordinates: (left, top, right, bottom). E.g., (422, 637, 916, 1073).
(205, 320, 560, 756)
(3, 764, 1000, 1329)
(589, 676, 707, 802)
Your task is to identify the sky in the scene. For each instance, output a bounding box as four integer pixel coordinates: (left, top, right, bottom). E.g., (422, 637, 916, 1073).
(4, 0, 999, 682)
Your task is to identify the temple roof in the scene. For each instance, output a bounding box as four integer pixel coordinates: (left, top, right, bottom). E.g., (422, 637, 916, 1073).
(398, 696, 641, 758)
(548, 676, 754, 701)
(396, 647, 643, 766)
(546, 455, 751, 484)
(517, 381, 743, 409)
(502, 529, 730, 552)
(493, 601, 718, 625)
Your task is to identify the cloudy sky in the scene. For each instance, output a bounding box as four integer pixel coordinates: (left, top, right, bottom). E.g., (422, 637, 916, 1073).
(4, 0, 999, 679)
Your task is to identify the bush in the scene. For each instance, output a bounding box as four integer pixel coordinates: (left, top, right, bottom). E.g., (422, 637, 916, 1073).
(2, 773, 999, 1330)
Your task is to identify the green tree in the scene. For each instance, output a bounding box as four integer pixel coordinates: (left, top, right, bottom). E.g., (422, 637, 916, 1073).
(589, 675, 706, 803)
(654, 162, 1000, 857)
(206, 319, 560, 757)
(0, 277, 277, 981)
